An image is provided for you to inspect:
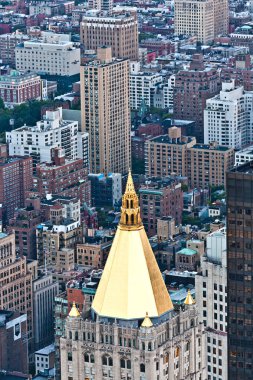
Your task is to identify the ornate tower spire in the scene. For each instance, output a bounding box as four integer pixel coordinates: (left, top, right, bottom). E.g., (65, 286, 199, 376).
(119, 170, 142, 230)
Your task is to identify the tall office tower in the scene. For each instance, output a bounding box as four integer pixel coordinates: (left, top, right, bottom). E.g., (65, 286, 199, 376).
(173, 54, 220, 142)
(80, 47, 130, 174)
(80, 12, 138, 61)
(60, 172, 207, 380)
(174, 0, 228, 44)
(196, 228, 228, 380)
(33, 274, 59, 351)
(0, 232, 33, 346)
(204, 81, 253, 149)
(213, 0, 229, 37)
(227, 162, 253, 380)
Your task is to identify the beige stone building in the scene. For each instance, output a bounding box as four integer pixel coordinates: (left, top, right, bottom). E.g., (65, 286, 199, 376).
(187, 142, 234, 189)
(145, 127, 196, 178)
(60, 172, 207, 380)
(80, 12, 138, 61)
(145, 128, 234, 189)
(80, 47, 131, 174)
(174, 0, 228, 44)
(76, 241, 111, 268)
(0, 232, 33, 340)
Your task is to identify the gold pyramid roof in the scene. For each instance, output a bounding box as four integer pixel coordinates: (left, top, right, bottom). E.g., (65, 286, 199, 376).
(141, 312, 153, 328)
(69, 302, 81, 317)
(184, 290, 195, 305)
(92, 171, 173, 320)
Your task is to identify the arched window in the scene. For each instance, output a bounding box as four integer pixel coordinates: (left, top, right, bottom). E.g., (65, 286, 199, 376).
(102, 355, 113, 366)
(90, 354, 95, 363)
(120, 359, 125, 368)
(148, 342, 152, 351)
(131, 214, 134, 224)
(175, 347, 180, 358)
(74, 332, 78, 341)
(163, 353, 169, 364)
(140, 363, 145, 373)
(191, 319, 194, 327)
(69, 331, 72, 339)
(127, 360, 131, 369)
(84, 353, 90, 362)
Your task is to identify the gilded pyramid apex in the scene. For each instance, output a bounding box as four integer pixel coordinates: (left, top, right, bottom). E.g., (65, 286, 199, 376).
(184, 290, 195, 306)
(119, 170, 142, 230)
(141, 312, 153, 328)
(69, 301, 81, 317)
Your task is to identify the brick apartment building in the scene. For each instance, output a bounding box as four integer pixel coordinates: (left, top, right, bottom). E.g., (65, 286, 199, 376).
(0, 157, 33, 224)
(173, 54, 220, 142)
(139, 178, 183, 236)
(0, 310, 28, 374)
(9, 208, 41, 260)
(34, 153, 90, 205)
(0, 70, 41, 107)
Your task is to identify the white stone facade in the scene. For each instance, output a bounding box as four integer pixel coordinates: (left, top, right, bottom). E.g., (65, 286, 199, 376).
(60, 307, 207, 380)
(204, 81, 253, 149)
(129, 62, 163, 110)
(6, 108, 79, 165)
(15, 32, 80, 76)
(195, 228, 227, 380)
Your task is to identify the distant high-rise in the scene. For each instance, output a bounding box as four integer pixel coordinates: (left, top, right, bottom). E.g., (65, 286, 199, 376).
(80, 12, 138, 61)
(227, 162, 253, 379)
(174, 0, 228, 44)
(80, 47, 131, 174)
(88, 0, 112, 14)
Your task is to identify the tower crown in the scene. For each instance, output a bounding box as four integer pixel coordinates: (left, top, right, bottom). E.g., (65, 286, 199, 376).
(119, 170, 142, 230)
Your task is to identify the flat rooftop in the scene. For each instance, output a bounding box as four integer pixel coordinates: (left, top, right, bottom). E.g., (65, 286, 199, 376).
(230, 161, 253, 174)
(151, 135, 194, 145)
(192, 144, 231, 152)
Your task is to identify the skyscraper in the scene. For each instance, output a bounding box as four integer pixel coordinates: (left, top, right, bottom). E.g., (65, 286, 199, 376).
(59, 172, 206, 380)
(80, 12, 138, 61)
(227, 162, 253, 379)
(80, 47, 130, 174)
(174, 0, 228, 44)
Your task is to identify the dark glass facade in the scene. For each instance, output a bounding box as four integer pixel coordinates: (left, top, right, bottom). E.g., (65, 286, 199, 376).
(227, 162, 253, 379)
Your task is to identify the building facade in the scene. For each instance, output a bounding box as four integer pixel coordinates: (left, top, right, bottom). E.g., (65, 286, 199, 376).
(129, 62, 162, 110)
(59, 172, 207, 380)
(80, 13, 138, 61)
(0, 310, 28, 374)
(145, 127, 196, 178)
(0, 32, 29, 66)
(173, 54, 220, 142)
(15, 32, 80, 76)
(6, 108, 85, 167)
(0, 157, 33, 224)
(196, 228, 227, 380)
(80, 47, 130, 174)
(139, 178, 183, 237)
(33, 274, 59, 351)
(88, 173, 122, 207)
(187, 143, 234, 189)
(0, 70, 41, 107)
(0, 233, 33, 345)
(227, 162, 253, 379)
(174, 0, 228, 44)
(204, 81, 253, 149)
